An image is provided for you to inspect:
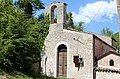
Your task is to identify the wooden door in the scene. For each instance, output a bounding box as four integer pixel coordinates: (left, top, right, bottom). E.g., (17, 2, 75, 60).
(57, 49, 67, 77)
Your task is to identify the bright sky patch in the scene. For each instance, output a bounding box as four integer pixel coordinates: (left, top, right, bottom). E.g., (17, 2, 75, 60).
(72, 0, 117, 24)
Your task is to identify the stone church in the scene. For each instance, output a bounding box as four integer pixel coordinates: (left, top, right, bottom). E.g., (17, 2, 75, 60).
(41, 2, 120, 79)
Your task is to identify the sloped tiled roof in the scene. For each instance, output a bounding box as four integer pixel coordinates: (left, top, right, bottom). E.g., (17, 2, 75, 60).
(97, 50, 120, 60)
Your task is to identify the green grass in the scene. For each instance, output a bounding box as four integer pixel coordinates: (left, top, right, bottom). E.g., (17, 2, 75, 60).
(0, 69, 56, 79)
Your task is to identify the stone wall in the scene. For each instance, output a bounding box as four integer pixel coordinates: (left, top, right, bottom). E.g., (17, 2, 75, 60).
(42, 29, 94, 79)
(98, 53, 120, 68)
(0, 75, 7, 79)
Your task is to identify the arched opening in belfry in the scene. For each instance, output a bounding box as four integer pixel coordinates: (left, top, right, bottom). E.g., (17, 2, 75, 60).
(57, 44, 67, 77)
(51, 5, 58, 24)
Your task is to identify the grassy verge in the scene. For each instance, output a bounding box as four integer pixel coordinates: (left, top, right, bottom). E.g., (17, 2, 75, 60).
(0, 69, 56, 79)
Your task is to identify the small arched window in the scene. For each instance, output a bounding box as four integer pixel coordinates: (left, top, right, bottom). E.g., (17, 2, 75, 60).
(109, 59, 114, 66)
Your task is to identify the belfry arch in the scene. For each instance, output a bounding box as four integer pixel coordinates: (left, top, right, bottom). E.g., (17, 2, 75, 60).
(51, 5, 58, 24)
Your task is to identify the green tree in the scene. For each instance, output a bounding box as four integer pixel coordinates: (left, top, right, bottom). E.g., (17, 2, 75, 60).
(65, 12, 74, 29)
(0, 1, 49, 73)
(101, 27, 114, 36)
(15, 0, 44, 16)
(74, 22, 84, 32)
(0, 0, 13, 4)
(65, 12, 84, 31)
(101, 28, 119, 53)
(112, 32, 120, 53)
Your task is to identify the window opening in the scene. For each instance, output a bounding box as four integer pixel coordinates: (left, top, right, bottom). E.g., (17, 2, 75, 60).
(109, 59, 114, 66)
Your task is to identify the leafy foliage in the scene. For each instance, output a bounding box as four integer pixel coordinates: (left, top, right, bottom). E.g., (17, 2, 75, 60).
(74, 22, 84, 31)
(65, 12, 74, 29)
(101, 27, 114, 37)
(65, 12, 84, 31)
(101, 28, 119, 53)
(0, 0, 13, 4)
(0, 0, 49, 73)
(15, 0, 45, 16)
(112, 32, 120, 53)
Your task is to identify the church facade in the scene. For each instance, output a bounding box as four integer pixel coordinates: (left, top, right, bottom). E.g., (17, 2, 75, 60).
(41, 2, 120, 79)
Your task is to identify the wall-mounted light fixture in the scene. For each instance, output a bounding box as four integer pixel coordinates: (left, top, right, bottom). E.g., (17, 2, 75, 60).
(73, 56, 84, 67)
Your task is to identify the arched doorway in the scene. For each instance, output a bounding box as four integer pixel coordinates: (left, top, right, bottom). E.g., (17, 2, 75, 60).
(57, 44, 67, 77)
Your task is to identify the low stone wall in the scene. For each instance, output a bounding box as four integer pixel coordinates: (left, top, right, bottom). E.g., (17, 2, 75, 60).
(0, 75, 7, 79)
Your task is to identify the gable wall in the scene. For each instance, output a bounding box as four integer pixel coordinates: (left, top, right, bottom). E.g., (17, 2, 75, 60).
(96, 53, 120, 79)
(98, 54, 120, 67)
(96, 71, 120, 79)
(42, 29, 94, 79)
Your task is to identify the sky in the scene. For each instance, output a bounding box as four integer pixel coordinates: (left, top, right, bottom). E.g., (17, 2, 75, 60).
(39, 0, 119, 34)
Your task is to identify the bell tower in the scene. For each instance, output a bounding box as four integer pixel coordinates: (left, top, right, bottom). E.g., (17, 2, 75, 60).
(44, 2, 67, 31)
